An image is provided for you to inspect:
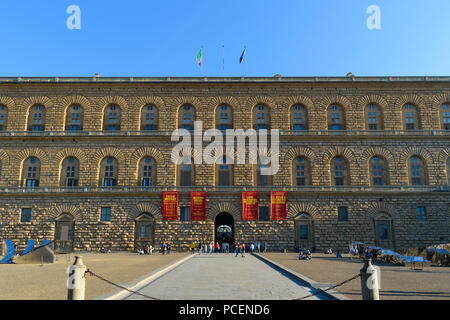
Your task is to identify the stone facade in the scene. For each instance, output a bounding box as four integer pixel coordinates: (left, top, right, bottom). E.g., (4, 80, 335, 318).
(0, 77, 449, 253)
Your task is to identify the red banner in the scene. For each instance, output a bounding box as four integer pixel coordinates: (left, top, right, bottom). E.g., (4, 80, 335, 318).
(242, 191, 259, 220)
(270, 191, 287, 220)
(190, 191, 207, 221)
(162, 191, 179, 220)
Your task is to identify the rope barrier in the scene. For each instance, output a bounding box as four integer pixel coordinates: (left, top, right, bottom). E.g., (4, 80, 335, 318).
(293, 273, 361, 300)
(85, 269, 160, 300)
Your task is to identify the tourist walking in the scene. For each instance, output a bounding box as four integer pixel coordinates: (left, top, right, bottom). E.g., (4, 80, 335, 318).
(235, 243, 240, 257)
(209, 243, 213, 254)
(190, 242, 196, 254)
(198, 242, 202, 255)
(161, 242, 167, 255)
(250, 243, 255, 253)
(240, 243, 245, 258)
(167, 243, 171, 254)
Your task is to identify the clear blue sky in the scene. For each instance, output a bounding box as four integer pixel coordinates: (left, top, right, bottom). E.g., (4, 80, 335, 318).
(0, 1, 449, 77)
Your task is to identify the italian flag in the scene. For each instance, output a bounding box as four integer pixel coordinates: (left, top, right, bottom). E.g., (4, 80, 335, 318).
(196, 47, 202, 67)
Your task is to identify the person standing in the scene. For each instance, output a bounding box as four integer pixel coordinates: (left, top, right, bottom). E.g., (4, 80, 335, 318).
(167, 243, 171, 254)
(198, 241, 202, 255)
(235, 243, 240, 257)
(250, 243, 255, 253)
(190, 242, 196, 254)
(240, 243, 245, 258)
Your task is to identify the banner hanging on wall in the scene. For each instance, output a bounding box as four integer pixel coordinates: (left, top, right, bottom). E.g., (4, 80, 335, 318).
(270, 191, 287, 220)
(162, 191, 179, 220)
(242, 191, 259, 220)
(190, 191, 207, 221)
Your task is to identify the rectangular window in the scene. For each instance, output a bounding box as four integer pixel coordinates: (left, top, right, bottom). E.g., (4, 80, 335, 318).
(416, 206, 427, 222)
(180, 207, 190, 221)
(100, 207, 111, 222)
(259, 206, 270, 221)
(298, 224, 309, 240)
(378, 223, 389, 240)
(21, 208, 31, 223)
(338, 206, 348, 221)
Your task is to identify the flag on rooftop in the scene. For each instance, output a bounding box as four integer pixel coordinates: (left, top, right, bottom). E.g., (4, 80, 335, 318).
(239, 47, 247, 64)
(196, 47, 203, 67)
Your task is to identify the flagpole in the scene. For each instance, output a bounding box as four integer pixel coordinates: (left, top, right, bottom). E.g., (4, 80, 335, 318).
(201, 46, 203, 77)
(222, 45, 225, 77)
(244, 46, 247, 77)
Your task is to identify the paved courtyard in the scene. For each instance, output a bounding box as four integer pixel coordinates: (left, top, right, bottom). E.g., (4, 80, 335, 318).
(264, 253, 450, 300)
(124, 253, 330, 300)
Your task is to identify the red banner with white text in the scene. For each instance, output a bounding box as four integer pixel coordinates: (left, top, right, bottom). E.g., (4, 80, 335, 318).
(242, 191, 259, 220)
(190, 191, 207, 221)
(162, 191, 179, 220)
(270, 191, 287, 220)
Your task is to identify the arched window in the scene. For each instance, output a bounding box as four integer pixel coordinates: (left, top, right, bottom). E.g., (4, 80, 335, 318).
(291, 104, 308, 131)
(216, 156, 233, 186)
(99, 157, 118, 187)
(292, 156, 310, 186)
(138, 157, 156, 186)
(402, 104, 420, 130)
(103, 105, 121, 131)
(256, 157, 272, 186)
(441, 103, 450, 130)
(328, 104, 345, 131)
(369, 156, 388, 185)
(22, 157, 41, 187)
(141, 105, 158, 131)
(61, 157, 79, 187)
(28, 105, 46, 131)
(178, 105, 195, 131)
(365, 104, 383, 130)
(0, 105, 7, 131)
(65, 105, 83, 131)
(447, 157, 450, 185)
(177, 157, 194, 186)
(409, 156, 426, 185)
(331, 156, 349, 186)
(253, 105, 270, 130)
(216, 105, 233, 131)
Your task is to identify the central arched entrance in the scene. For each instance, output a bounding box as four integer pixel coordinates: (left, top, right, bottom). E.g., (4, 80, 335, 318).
(215, 212, 234, 247)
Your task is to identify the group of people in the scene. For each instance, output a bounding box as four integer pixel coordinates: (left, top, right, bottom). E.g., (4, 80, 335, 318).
(324, 248, 343, 258)
(298, 248, 312, 260)
(137, 244, 155, 255)
(188, 241, 267, 255)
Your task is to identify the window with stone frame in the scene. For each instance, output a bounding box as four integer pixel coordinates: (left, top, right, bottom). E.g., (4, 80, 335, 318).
(0, 105, 7, 131)
(370, 156, 388, 185)
(27, 105, 46, 132)
(61, 157, 79, 187)
(65, 104, 84, 131)
(337, 206, 348, 221)
(291, 104, 308, 131)
(141, 105, 158, 131)
(180, 206, 190, 221)
(138, 157, 156, 187)
(100, 207, 111, 222)
(292, 156, 311, 186)
(259, 206, 270, 221)
(216, 156, 233, 186)
(253, 105, 270, 130)
(416, 206, 427, 222)
(216, 104, 233, 131)
(331, 156, 349, 186)
(22, 157, 41, 188)
(178, 104, 195, 131)
(327, 104, 346, 131)
(177, 157, 194, 186)
(409, 156, 426, 185)
(100, 157, 118, 187)
(103, 104, 121, 131)
(402, 104, 420, 130)
(21, 208, 32, 223)
(256, 159, 273, 186)
(442, 103, 450, 130)
(365, 104, 383, 130)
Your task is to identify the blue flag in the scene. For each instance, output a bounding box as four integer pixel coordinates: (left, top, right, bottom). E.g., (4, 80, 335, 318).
(239, 47, 246, 64)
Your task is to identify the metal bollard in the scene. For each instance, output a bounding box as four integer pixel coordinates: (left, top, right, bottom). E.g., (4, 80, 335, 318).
(67, 256, 87, 300)
(360, 258, 380, 300)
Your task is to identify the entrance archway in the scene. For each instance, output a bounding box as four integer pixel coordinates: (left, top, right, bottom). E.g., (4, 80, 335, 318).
(214, 212, 234, 247)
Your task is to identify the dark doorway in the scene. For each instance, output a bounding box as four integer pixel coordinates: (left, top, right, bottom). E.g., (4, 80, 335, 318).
(214, 212, 234, 247)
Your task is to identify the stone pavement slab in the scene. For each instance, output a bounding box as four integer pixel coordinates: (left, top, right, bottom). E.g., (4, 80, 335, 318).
(124, 253, 331, 300)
